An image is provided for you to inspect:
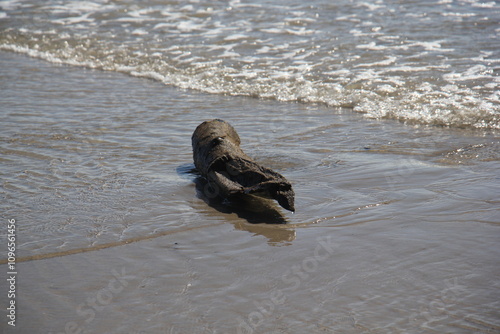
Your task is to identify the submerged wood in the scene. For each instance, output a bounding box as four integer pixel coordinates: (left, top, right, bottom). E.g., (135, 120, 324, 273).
(192, 119, 295, 212)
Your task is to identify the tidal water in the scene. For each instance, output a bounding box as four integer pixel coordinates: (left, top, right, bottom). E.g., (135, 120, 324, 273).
(1, 0, 499, 128)
(1, 0, 500, 333)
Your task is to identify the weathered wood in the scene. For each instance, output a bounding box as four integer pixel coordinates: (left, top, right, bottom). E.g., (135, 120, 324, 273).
(192, 119, 295, 212)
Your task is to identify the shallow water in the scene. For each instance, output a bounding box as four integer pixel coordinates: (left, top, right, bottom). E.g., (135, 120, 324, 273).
(1, 52, 500, 333)
(1, 0, 499, 128)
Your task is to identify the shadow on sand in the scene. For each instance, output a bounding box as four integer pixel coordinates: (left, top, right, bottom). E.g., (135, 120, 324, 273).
(177, 163, 295, 245)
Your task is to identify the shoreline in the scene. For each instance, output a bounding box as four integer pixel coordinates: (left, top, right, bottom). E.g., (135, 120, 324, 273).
(1, 50, 499, 334)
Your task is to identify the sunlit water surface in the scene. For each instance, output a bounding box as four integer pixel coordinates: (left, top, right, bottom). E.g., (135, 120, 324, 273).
(1, 51, 499, 333)
(1, 1, 499, 332)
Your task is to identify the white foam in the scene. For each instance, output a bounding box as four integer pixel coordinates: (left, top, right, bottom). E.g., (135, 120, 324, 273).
(223, 33, 248, 41)
(260, 28, 283, 34)
(407, 41, 454, 52)
(179, 4, 194, 12)
(354, 56, 397, 68)
(2, 0, 497, 130)
(59, 1, 104, 12)
(471, 1, 497, 8)
(335, 15, 361, 22)
(441, 12, 477, 17)
(356, 2, 385, 11)
(443, 65, 494, 82)
(256, 46, 271, 54)
(220, 49, 240, 58)
(176, 20, 205, 32)
(153, 22, 175, 30)
(285, 27, 315, 36)
(0, 0, 22, 11)
(355, 42, 387, 51)
(0, 43, 97, 69)
(53, 13, 94, 25)
(115, 16, 149, 23)
(131, 28, 148, 35)
(324, 69, 351, 77)
(384, 66, 434, 73)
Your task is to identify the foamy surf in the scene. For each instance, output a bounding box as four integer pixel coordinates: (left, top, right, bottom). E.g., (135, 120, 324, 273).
(1, 0, 498, 128)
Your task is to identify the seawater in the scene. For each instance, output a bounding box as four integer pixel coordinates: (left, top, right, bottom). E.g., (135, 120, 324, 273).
(1, 1, 500, 334)
(1, 48, 499, 334)
(1, 0, 499, 128)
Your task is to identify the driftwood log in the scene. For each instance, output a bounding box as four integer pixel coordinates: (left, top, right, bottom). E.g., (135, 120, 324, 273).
(192, 119, 295, 212)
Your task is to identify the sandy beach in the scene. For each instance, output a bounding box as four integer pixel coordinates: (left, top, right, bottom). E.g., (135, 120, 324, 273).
(1, 51, 499, 333)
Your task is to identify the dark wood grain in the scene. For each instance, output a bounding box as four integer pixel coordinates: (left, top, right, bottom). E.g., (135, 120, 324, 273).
(192, 119, 295, 212)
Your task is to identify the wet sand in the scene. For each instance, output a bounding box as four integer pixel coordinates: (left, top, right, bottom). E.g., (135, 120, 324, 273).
(1, 52, 499, 333)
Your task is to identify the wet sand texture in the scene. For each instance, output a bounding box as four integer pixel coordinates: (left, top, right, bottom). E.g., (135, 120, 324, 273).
(1, 52, 499, 334)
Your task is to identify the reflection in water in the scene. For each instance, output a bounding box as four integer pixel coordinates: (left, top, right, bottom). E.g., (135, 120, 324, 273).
(192, 175, 296, 245)
(233, 221, 296, 246)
